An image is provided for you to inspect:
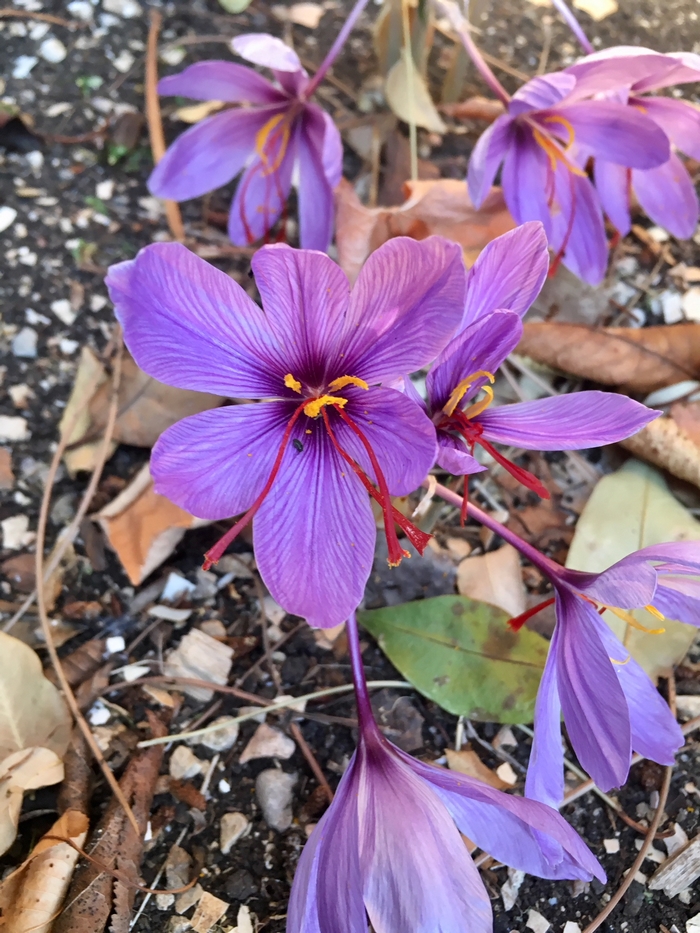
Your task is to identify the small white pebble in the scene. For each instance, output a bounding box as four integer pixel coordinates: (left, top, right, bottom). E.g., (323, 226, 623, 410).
(0, 207, 17, 233)
(603, 838, 620, 854)
(105, 635, 126, 655)
(112, 49, 135, 73)
(66, 0, 93, 19)
(59, 338, 79, 355)
(50, 298, 76, 326)
(39, 37, 67, 63)
(13, 56, 38, 79)
(88, 701, 111, 726)
(90, 294, 108, 312)
(103, 0, 142, 16)
(0, 416, 30, 442)
(218, 778, 231, 794)
(96, 179, 114, 201)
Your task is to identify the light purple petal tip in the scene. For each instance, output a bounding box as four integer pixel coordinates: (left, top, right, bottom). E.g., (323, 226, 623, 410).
(157, 60, 283, 104)
(232, 33, 304, 74)
(467, 114, 514, 208)
(633, 154, 700, 240)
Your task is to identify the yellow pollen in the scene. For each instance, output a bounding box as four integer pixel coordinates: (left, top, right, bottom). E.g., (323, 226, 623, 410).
(645, 604, 665, 621)
(543, 114, 576, 148)
(463, 385, 495, 420)
(604, 605, 666, 635)
(532, 125, 588, 178)
(328, 375, 369, 392)
(303, 395, 348, 418)
(305, 429, 312, 434)
(610, 654, 631, 666)
(255, 113, 291, 175)
(443, 370, 495, 417)
(284, 373, 302, 394)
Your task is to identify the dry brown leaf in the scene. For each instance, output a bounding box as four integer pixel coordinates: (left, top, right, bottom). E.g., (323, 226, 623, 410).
(0, 633, 71, 761)
(272, 1, 324, 28)
(0, 448, 14, 490)
(60, 346, 114, 476)
(441, 96, 506, 123)
(385, 49, 446, 133)
(191, 891, 230, 933)
(335, 177, 514, 283)
(0, 747, 65, 856)
(378, 131, 440, 207)
(517, 322, 700, 394)
(93, 463, 209, 585)
(0, 809, 89, 933)
(620, 413, 700, 490)
(456, 544, 526, 618)
(573, 0, 618, 20)
(445, 748, 510, 789)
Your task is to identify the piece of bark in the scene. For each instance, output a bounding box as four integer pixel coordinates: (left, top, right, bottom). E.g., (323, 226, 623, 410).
(517, 322, 700, 394)
(57, 727, 92, 817)
(649, 833, 700, 896)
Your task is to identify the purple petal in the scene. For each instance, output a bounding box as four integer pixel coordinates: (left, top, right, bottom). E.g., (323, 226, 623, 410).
(250, 244, 350, 381)
(427, 311, 522, 412)
(587, 609, 683, 764)
(228, 121, 298, 245)
(594, 159, 632, 235)
(400, 374, 428, 413)
(151, 402, 290, 520)
(436, 434, 486, 475)
(561, 558, 658, 610)
(106, 243, 284, 398)
(509, 72, 576, 115)
(550, 167, 608, 286)
(333, 386, 438, 495)
(633, 154, 699, 239)
(637, 97, 700, 161)
(297, 111, 336, 251)
(148, 107, 280, 202)
(566, 50, 689, 99)
(467, 114, 514, 208)
(632, 51, 700, 93)
(524, 628, 565, 809)
(475, 392, 659, 450)
(628, 540, 700, 569)
(556, 593, 631, 792)
(357, 741, 493, 933)
(341, 236, 466, 385)
(305, 102, 343, 187)
(232, 33, 304, 73)
(253, 429, 376, 628)
(654, 577, 700, 625)
(461, 222, 549, 328)
(501, 127, 553, 230)
(546, 101, 669, 169)
(407, 753, 604, 882)
(157, 60, 283, 104)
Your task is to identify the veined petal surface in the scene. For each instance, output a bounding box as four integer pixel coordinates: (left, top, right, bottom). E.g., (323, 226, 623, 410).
(296, 109, 337, 252)
(524, 626, 565, 808)
(157, 60, 283, 104)
(633, 155, 700, 239)
(467, 114, 514, 207)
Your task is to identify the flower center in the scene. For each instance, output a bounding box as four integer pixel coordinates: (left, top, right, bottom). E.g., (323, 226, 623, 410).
(530, 116, 587, 178)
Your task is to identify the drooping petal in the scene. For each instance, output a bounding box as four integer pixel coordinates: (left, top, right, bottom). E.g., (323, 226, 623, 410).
(524, 626, 566, 809)
(509, 72, 576, 115)
(232, 33, 304, 73)
(631, 51, 700, 94)
(333, 386, 438, 495)
(561, 559, 658, 610)
(296, 109, 337, 251)
(555, 592, 632, 792)
(500, 126, 553, 231)
(148, 107, 281, 202)
(340, 237, 467, 385)
(250, 244, 350, 383)
(565, 50, 689, 99)
(253, 427, 376, 628)
(461, 222, 549, 329)
(150, 402, 290, 521)
(436, 434, 486, 475)
(467, 114, 514, 208)
(106, 243, 284, 398)
(475, 392, 658, 450)
(654, 576, 700, 625)
(549, 165, 608, 286)
(157, 60, 283, 105)
(546, 101, 669, 168)
(305, 102, 343, 188)
(228, 120, 298, 245)
(594, 159, 632, 235)
(633, 154, 699, 239)
(406, 753, 604, 882)
(427, 310, 522, 412)
(636, 97, 700, 161)
(357, 741, 493, 933)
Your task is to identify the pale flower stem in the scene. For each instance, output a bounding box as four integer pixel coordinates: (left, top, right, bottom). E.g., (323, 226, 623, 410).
(347, 610, 375, 730)
(549, 0, 595, 54)
(305, 0, 372, 97)
(401, 0, 419, 182)
(434, 0, 511, 104)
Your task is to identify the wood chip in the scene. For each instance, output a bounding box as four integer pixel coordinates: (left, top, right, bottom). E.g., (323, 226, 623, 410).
(649, 833, 700, 897)
(0, 448, 13, 490)
(445, 748, 510, 789)
(190, 891, 229, 933)
(163, 629, 234, 703)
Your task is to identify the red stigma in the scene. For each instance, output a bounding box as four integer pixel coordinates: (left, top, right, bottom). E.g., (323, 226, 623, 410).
(508, 596, 555, 631)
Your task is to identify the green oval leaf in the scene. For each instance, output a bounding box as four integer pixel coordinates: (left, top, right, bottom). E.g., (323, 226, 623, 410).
(359, 595, 548, 723)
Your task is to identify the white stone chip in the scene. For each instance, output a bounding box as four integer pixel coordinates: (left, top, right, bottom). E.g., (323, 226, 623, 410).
(220, 812, 250, 854)
(1, 514, 30, 549)
(105, 635, 126, 655)
(0, 416, 30, 442)
(103, 0, 142, 16)
(12, 327, 38, 358)
(526, 909, 550, 933)
(196, 716, 240, 752)
(682, 287, 700, 323)
(563, 924, 582, 933)
(96, 179, 115, 200)
(88, 701, 111, 725)
(169, 745, 205, 781)
(67, 0, 93, 19)
(112, 49, 135, 73)
(603, 838, 620, 854)
(0, 207, 17, 233)
(50, 298, 76, 325)
(240, 723, 296, 763)
(13, 56, 38, 79)
(161, 571, 196, 602)
(39, 37, 67, 63)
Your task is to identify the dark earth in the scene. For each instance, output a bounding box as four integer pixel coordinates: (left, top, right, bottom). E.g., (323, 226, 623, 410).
(1, 0, 700, 931)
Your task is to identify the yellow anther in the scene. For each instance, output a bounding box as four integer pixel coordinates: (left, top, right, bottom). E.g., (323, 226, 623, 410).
(610, 654, 631, 666)
(543, 114, 576, 148)
(645, 604, 665, 622)
(328, 375, 369, 392)
(443, 370, 495, 417)
(303, 395, 348, 418)
(284, 373, 302, 394)
(605, 605, 665, 635)
(532, 125, 587, 178)
(255, 113, 291, 175)
(463, 385, 494, 421)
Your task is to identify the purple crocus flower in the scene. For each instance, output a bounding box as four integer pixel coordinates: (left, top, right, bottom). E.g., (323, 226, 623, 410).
(564, 47, 700, 239)
(418, 223, 658, 516)
(288, 612, 604, 933)
(105, 237, 466, 629)
(149, 32, 344, 251)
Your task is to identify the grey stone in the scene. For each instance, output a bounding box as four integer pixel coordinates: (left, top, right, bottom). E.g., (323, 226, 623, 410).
(12, 327, 37, 358)
(255, 769, 296, 831)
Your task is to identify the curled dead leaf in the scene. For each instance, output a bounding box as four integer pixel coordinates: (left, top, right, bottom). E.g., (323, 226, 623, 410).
(517, 322, 700, 394)
(385, 49, 447, 133)
(0, 747, 65, 856)
(456, 544, 526, 618)
(441, 95, 506, 123)
(620, 409, 700, 490)
(445, 748, 510, 790)
(335, 177, 514, 283)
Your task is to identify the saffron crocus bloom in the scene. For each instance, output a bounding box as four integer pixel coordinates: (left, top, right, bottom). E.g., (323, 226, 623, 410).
(421, 223, 658, 514)
(106, 237, 466, 629)
(289, 613, 604, 933)
(466, 69, 670, 284)
(564, 47, 700, 238)
(149, 33, 342, 251)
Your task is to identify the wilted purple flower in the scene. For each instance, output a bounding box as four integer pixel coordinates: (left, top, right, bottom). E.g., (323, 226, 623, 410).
(149, 32, 344, 250)
(418, 223, 658, 516)
(106, 237, 466, 629)
(564, 47, 700, 239)
(289, 612, 604, 933)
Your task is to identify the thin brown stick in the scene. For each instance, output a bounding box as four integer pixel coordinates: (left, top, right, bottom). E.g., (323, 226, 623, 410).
(0, 8, 85, 27)
(145, 10, 185, 241)
(289, 721, 334, 804)
(34, 341, 140, 836)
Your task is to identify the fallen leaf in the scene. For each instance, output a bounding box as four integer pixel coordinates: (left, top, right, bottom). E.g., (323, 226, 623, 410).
(335, 177, 514, 283)
(0, 632, 71, 760)
(441, 95, 506, 122)
(517, 322, 700, 394)
(445, 747, 510, 789)
(175, 100, 225, 123)
(385, 49, 447, 133)
(456, 544, 526, 618)
(378, 130, 440, 207)
(59, 346, 114, 476)
(0, 809, 89, 933)
(218, 0, 254, 11)
(191, 891, 230, 933)
(93, 463, 210, 585)
(620, 412, 700, 490)
(566, 459, 700, 680)
(573, 0, 618, 20)
(0, 447, 13, 489)
(163, 628, 234, 703)
(272, 1, 324, 28)
(359, 595, 548, 723)
(0, 747, 65, 856)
